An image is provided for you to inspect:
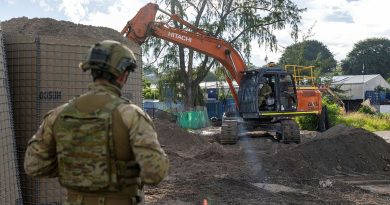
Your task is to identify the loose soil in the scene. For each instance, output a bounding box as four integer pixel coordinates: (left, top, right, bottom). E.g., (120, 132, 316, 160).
(149, 121, 390, 204)
(2, 17, 129, 44)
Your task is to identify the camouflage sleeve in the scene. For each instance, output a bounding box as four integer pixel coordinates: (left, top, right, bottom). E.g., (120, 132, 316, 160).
(24, 105, 65, 177)
(118, 104, 169, 185)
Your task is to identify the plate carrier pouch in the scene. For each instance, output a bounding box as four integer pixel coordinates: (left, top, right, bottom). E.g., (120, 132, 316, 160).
(53, 96, 141, 192)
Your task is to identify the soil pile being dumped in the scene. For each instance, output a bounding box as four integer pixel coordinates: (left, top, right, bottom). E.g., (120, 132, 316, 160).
(270, 124, 390, 177)
(2, 17, 129, 43)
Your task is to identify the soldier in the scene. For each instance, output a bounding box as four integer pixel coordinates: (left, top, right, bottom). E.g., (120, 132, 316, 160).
(258, 82, 272, 107)
(24, 40, 169, 205)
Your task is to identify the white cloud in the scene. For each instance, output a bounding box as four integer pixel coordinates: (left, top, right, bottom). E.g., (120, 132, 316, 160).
(7, 0, 16, 5)
(308, 0, 390, 61)
(254, 0, 390, 65)
(58, 0, 92, 23)
(31, 0, 53, 11)
(66, 0, 146, 31)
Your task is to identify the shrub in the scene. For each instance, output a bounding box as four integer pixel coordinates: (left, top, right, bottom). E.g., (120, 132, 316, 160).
(358, 104, 376, 115)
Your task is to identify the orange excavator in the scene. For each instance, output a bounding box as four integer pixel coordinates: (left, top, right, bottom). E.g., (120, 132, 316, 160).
(122, 3, 325, 144)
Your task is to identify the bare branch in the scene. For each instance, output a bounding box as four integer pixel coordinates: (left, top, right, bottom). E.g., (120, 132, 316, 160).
(194, 0, 208, 27)
(184, 0, 199, 13)
(213, 0, 233, 36)
(230, 19, 286, 44)
(207, 1, 222, 18)
(194, 58, 216, 86)
(144, 43, 169, 67)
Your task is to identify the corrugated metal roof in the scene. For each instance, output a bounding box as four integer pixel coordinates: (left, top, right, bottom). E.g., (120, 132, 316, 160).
(200, 81, 238, 89)
(332, 75, 379, 84)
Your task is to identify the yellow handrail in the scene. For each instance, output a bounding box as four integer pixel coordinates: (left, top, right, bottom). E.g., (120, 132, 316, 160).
(284, 65, 315, 86)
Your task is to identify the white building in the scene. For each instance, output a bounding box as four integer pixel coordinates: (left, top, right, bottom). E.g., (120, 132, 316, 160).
(331, 74, 390, 100)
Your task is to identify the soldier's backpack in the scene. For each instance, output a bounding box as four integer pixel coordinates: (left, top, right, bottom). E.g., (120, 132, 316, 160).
(53, 96, 133, 192)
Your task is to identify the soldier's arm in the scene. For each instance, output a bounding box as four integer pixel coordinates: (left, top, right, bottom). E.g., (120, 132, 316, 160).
(24, 105, 65, 177)
(118, 104, 169, 185)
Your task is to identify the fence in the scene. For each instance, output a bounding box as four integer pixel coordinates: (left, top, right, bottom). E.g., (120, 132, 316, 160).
(0, 28, 22, 205)
(205, 98, 235, 119)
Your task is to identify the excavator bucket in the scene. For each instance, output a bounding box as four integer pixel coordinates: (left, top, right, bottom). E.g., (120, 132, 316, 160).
(121, 3, 159, 44)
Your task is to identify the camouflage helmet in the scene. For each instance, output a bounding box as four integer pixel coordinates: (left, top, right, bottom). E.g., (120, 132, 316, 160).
(79, 40, 137, 77)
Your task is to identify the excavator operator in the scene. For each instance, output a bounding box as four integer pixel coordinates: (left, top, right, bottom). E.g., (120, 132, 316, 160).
(258, 82, 272, 108)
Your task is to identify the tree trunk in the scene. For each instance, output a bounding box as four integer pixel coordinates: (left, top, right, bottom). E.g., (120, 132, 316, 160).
(184, 78, 193, 110)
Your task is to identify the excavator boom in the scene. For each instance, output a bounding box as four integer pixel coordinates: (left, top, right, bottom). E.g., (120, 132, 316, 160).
(121, 3, 245, 106)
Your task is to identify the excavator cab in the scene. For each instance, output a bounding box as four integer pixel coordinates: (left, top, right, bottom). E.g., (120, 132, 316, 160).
(238, 67, 298, 120)
(217, 66, 302, 145)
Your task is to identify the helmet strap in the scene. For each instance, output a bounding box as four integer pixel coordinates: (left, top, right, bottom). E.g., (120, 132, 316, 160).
(115, 71, 130, 89)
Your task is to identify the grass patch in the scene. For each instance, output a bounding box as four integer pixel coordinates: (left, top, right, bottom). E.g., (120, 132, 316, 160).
(338, 113, 390, 132)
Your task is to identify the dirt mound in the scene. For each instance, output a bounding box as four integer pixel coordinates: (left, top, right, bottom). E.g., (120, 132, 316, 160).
(154, 119, 209, 152)
(271, 124, 390, 177)
(2, 17, 128, 43)
(194, 143, 227, 160)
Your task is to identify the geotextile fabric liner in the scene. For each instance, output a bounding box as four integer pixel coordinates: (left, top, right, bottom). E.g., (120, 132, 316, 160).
(0, 28, 22, 205)
(4, 34, 142, 205)
(176, 109, 210, 129)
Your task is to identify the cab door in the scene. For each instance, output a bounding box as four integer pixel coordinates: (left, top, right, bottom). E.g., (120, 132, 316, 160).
(277, 73, 298, 111)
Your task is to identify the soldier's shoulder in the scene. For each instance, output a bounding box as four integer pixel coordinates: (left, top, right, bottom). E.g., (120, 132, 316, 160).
(119, 95, 133, 103)
(117, 103, 153, 124)
(44, 103, 68, 119)
(38, 103, 68, 129)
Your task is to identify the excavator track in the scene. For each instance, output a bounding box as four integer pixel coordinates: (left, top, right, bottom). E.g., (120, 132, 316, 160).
(218, 119, 239, 145)
(277, 119, 301, 144)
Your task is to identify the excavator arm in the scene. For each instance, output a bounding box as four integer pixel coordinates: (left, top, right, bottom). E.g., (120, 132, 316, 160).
(121, 3, 246, 106)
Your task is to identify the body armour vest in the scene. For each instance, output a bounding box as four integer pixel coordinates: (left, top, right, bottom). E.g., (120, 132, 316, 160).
(53, 95, 141, 193)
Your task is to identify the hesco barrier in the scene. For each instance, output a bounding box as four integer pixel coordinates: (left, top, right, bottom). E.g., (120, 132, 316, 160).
(4, 34, 142, 205)
(0, 28, 22, 205)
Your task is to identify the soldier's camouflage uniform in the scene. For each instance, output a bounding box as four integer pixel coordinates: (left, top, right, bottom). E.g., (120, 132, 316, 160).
(24, 82, 169, 205)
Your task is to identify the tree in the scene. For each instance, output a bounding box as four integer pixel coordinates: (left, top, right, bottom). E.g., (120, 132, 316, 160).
(144, 0, 305, 109)
(341, 38, 390, 79)
(279, 40, 337, 73)
(143, 77, 159, 99)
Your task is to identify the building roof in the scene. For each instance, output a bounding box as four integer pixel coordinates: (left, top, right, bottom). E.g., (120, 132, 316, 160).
(332, 75, 379, 85)
(199, 81, 239, 89)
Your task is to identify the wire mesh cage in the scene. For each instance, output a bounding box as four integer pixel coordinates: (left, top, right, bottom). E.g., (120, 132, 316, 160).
(0, 28, 23, 205)
(4, 34, 142, 205)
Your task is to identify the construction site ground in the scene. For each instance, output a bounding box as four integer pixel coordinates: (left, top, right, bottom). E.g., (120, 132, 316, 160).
(3, 17, 389, 205)
(146, 119, 390, 205)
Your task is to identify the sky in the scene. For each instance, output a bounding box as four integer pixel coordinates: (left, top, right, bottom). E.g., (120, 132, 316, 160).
(1, 0, 390, 66)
